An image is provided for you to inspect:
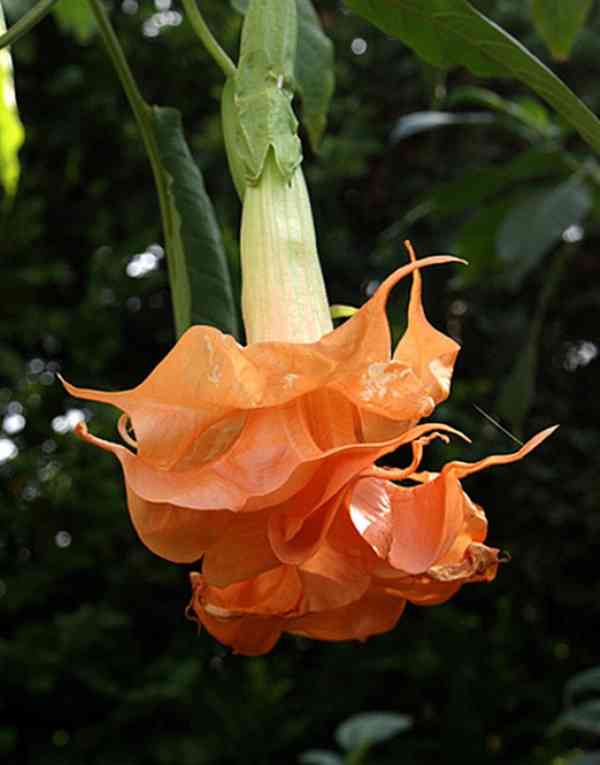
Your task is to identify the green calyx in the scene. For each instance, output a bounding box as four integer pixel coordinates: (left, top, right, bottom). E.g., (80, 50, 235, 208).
(222, 0, 302, 197)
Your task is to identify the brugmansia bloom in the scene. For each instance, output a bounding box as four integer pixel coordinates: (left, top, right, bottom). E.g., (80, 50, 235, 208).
(62, 248, 555, 654)
(62, 156, 555, 655)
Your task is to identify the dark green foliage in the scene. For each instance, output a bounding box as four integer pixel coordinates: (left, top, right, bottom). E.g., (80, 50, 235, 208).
(1, 1, 599, 764)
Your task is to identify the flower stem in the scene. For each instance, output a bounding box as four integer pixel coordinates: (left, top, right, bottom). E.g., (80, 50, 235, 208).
(0, 0, 58, 50)
(181, 0, 236, 79)
(86, 0, 186, 337)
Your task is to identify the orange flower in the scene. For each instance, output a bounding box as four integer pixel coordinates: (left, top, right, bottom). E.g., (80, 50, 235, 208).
(61, 252, 461, 589)
(186, 426, 555, 655)
(63, 230, 555, 654)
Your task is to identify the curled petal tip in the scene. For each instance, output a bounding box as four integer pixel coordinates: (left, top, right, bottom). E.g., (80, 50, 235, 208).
(74, 421, 88, 438)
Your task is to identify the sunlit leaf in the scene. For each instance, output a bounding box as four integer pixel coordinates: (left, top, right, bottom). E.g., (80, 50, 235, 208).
(335, 712, 412, 753)
(151, 106, 240, 339)
(0, 4, 24, 198)
(390, 110, 493, 141)
(531, 0, 593, 61)
(496, 176, 591, 290)
(53, 0, 96, 43)
(344, 0, 600, 154)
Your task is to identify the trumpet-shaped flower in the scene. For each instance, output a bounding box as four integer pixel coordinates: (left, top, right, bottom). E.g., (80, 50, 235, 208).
(62, 151, 555, 654)
(62, 251, 462, 588)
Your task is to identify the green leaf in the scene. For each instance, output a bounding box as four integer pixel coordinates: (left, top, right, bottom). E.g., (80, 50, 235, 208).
(0, 4, 24, 198)
(448, 86, 557, 137)
(390, 109, 494, 141)
(496, 175, 591, 290)
(344, 0, 600, 154)
(495, 332, 538, 435)
(566, 666, 600, 706)
(298, 750, 344, 765)
(531, 0, 593, 61)
(151, 106, 240, 339)
(558, 700, 600, 736)
(453, 198, 513, 287)
(496, 245, 566, 432)
(421, 147, 570, 222)
(230, 0, 334, 153)
(294, 0, 334, 152)
(53, 0, 96, 43)
(335, 712, 412, 753)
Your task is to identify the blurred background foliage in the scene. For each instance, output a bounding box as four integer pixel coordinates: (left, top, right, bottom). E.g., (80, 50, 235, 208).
(1, 0, 600, 763)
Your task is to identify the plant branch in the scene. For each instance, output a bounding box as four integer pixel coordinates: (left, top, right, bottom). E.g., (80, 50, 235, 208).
(182, 0, 236, 78)
(86, 0, 184, 336)
(0, 0, 58, 50)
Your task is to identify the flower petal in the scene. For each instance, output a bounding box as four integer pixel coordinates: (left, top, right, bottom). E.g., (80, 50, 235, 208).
(289, 586, 406, 642)
(202, 510, 280, 588)
(387, 473, 465, 574)
(298, 541, 370, 612)
(393, 243, 460, 406)
(188, 573, 285, 656)
(443, 425, 558, 479)
(125, 486, 232, 564)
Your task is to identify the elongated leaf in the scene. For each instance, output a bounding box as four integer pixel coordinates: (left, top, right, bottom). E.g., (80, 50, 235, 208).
(496, 245, 566, 432)
(230, 0, 334, 152)
(335, 712, 412, 753)
(151, 106, 240, 339)
(295, 0, 334, 151)
(566, 666, 600, 706)
(496, 176, 591, 290)
(531, 0, 593, 61)
(415, 147, 569, 223)
(53, 0, 96, 43)
(453, 198, 513, 287)
(495, 334, 538, 435)
(448, 86, 556, 137)
(391, 110, 493, 141)
(344, 0, 600, 154)
(0, 3, 24, 198)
